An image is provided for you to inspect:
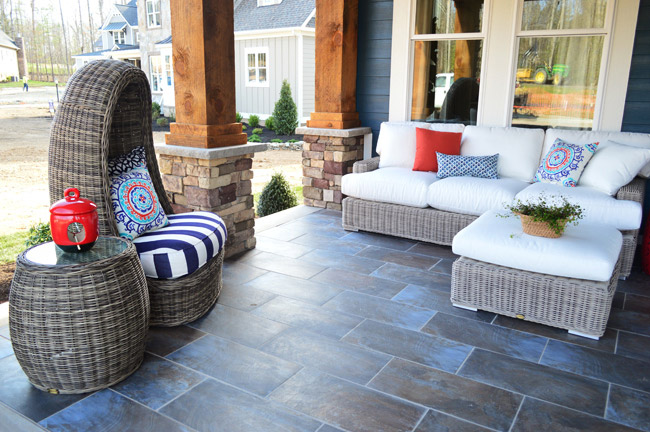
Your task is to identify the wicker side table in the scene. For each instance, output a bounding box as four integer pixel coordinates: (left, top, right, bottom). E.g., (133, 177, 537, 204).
(9, 237, 149, 394)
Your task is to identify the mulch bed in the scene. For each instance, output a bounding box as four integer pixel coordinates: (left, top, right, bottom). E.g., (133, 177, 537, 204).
(0, 262, 14, 303)
(152, 119, 303, 142)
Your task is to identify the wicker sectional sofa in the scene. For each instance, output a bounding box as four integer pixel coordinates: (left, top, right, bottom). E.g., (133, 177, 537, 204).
(341, 122, 649, 278)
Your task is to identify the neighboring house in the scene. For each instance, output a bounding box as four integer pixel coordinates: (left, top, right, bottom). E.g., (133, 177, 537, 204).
(72, 0, 140, 70)
(138, 0, 315, 120)
(0, 29, 19, 81)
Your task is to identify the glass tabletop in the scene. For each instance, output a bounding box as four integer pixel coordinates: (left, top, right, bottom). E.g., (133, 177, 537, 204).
(24, 237, 128, 266)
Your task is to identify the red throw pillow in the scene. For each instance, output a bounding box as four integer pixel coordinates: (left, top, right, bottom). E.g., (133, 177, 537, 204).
(413, 128, 462, 172)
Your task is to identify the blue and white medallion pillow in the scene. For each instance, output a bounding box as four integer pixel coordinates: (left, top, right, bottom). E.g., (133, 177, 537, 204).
(108, 146, 147, 177)
(110, 167, 169, 240)
(534, 138, 599, 187)
(436, 153, 499, 179)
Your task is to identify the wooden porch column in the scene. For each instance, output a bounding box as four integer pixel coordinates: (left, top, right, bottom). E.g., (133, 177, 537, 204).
(166, 0, 247, 148)
(307, 0, 361, 129)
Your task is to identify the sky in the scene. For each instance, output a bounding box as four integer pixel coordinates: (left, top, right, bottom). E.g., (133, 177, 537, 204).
(16, 0, 107, 28)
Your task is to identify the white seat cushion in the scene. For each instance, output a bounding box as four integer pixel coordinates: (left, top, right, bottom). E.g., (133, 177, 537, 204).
(544, 129, 650, 178)
(427, 177, 530, 216)
(515, 182, 643, 231)
(452, 210, 622, 281)
(133, 211, 227, 279)
(377, 121, 465, 169)
(342, 167, 438, 208)
(460, 126, 545, 182)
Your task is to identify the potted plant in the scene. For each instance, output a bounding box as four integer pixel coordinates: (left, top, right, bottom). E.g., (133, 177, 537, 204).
(504, 195, 583, 238)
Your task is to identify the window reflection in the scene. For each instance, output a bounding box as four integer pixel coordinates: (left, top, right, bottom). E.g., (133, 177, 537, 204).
(521, 0, 607, 31)
(415, 0, 484, 35)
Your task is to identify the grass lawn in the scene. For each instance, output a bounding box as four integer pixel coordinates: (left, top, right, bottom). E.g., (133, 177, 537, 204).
(0, 81, 64, 88)
(0, 231, 29, 264)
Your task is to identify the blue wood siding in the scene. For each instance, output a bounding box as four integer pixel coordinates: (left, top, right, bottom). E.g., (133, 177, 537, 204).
(622, 0, 650, 226)
(356, 0, 393, 154)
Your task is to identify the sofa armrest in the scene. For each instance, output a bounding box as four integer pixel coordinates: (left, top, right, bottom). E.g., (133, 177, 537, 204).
(353, 157, 380, 174)
(616, 177, 647, 204)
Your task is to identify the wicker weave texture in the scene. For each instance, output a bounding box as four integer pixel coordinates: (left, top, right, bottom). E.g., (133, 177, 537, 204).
(343, 197, 477, 246)
(149, 249, 224, 327)
(451, 257, 619, 338)
(9, 240, 149, 394)
(353, 157, 380, 174)
(48, 60, 223, 326)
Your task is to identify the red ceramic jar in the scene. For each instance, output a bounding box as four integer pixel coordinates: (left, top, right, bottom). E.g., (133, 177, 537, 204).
(50, 188, 99, 252)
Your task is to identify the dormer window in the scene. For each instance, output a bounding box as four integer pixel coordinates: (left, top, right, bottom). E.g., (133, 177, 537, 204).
(257, 0, 282, 6)
(112, 30, 125, 45)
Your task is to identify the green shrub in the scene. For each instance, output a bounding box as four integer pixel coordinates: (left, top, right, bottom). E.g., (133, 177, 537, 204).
(272, 80, 299, 135)
(152, 102, 161, 120)
(25, 222, 52, 248)
(242, 124, 247, 131)
(288, 139, 298, 143)
(235, 112, 243, 123)
(252, 128, 263, 135)
(257, 172, 298, 217)
(248, 114, 260, 128)
(156, 117, 169, 127)
(265, 116, 275, 131)
(271, 138, 283, 143)
(248, 133, 261, 142)
(168, 114, 176, 122)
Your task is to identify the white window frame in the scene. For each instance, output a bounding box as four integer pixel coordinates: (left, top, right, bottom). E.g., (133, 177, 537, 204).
(112, 30, 125, 45)
(389, 0, 640, 131)
(150, 55, 163, 93)
(164, 54, 173, 87)
(257, 0, 282, 6)
(245, 47, 269, 88)
(146, 0, 161, 28)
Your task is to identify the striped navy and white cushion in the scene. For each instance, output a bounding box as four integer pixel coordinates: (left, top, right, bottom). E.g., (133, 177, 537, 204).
(132, 211, 227, 279)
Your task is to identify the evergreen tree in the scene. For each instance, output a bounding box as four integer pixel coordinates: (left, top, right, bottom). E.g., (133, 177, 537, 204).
(272, 80, 299, 135)
(257, 172, 297, 217)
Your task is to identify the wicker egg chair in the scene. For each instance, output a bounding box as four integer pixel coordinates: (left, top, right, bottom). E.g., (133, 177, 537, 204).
(49, 59, 224, 326)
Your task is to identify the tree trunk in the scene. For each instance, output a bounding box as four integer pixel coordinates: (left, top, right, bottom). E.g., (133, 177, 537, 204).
(77, 0, 85, 53)
(47, 24, 55, 83)
(58, 0, 71, 74)
(86, 0, 94, 52)
(30, 0, 39, 77)
(98, 0, 105, 27)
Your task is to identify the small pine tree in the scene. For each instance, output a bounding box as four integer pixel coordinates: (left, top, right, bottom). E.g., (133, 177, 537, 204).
(272, 80, 299, 135)
(257, 172, 298, 217)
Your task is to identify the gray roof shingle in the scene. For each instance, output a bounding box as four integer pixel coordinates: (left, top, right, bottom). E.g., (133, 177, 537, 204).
(234, 0, 315, 32)
(116, 1, 138, 27)
(0, 28, 18, 50)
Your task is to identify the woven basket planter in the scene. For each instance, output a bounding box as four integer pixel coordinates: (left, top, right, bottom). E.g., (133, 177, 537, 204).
(516, 213, 568, 238)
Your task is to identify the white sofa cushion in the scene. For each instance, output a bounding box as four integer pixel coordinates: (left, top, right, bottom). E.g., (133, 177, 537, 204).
(544, 129, 650, 178)
(460, 126, 545, 182)
(515, 182, 643, 231)
(452, 210, 622, 282)
(377, 122, 465, 170)
(578, 141, 650, 195)
(427, 177, 530, 216)
(342, 167, 438, 208)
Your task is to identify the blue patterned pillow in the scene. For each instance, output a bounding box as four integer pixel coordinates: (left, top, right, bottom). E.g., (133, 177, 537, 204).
(436, 153, 499, 179)
(534, 138, 599, 187)
(110, 167, 169, 240)
(108, 146, 147, 177)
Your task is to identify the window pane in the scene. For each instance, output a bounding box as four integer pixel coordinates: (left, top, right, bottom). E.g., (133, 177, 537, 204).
(512, 36, 604, 129)
(415, 0, 484, 35)
(259, 68, 267, 82)
(258, 53, 266, 68)
(248, 54, 255, 68)
(410, 40, 482, 124)
(248, 68, 256, 82)
(521, 0, 607, 31)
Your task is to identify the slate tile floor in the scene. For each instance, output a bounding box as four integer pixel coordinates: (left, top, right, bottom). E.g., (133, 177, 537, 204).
(1, 208, 650, 431)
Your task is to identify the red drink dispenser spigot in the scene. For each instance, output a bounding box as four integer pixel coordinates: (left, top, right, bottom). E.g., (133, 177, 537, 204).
(50, 188, 99, 252)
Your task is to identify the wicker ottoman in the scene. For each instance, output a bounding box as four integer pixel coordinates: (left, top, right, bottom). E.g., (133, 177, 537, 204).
(9, 237, 149, 394)
(451, 211, 623, 339)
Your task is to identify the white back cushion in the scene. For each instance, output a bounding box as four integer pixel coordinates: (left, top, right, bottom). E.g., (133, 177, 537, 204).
(578, 141, 650, 195)
(460, 126, 545, 182)
(544, 129, 650, 178)
(377, 121, 465, 169)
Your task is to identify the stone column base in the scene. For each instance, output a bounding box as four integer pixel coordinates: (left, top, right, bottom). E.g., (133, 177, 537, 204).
(155, 143, 267, 258)
(296, 126, 372, 211)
